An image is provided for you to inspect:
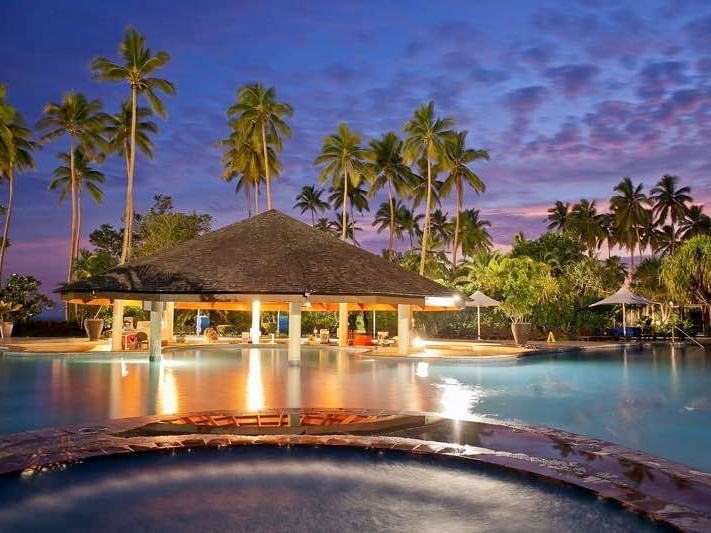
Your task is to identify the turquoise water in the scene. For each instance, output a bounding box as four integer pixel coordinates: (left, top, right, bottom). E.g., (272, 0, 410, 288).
(0, 447, 663, 532)
(1, 345, 709, 471)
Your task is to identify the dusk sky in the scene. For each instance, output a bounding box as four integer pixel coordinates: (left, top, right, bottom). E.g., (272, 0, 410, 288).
(1, 0, 710, 295)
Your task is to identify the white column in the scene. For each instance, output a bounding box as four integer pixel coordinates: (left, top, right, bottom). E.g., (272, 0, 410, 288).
(338, 302, 349, 347)
(398, 304, 411, 355)
(251, 300, 261, 344)
(111, 300, 124, 351)
(149, 301, 163, 361)
(161, 302, 175, 342)
(288, 302, 301, 366)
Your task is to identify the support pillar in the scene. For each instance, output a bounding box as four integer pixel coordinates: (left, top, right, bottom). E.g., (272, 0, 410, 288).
(397, 304, 411, 355)
(338, 302, 348, 347)
(111, 300, 124, 351)
(161, 302, 175, 342)
(288, 301, 301, 366)
(149, 301, 163, 361)
(250, 300, 261, 344)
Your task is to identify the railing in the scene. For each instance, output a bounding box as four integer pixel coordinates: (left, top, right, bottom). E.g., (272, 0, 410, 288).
(672, 326, 705, 349)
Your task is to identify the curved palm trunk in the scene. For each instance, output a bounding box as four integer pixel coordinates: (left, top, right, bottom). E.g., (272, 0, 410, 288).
(255, 180, 260, 215)
(261, 122, 271, 210)
(68, 144, 78, 283)
(387, 182, 395, 259)
(310, 209, 315, 227)
(452, 179, 462, 267)
(0, 170, 14, 281)
(120, 86, 138, 265)
(341, 169, 348, 241)
(419, 157, 433, 276)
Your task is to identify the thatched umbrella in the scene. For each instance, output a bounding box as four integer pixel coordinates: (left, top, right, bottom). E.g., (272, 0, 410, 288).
(466, 290, 501, 340)
(589, 287, 656, 335)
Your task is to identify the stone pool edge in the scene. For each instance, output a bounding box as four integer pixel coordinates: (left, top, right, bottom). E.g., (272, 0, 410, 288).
(0, 408, 710, 532)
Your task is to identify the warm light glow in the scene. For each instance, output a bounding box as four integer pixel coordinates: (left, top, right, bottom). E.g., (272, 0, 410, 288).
(436, 378, 485, 420)
(246, 349, 264, 410)
(415, 362, 429, 378)
(425, 296, 459, 307)
(158, 363, 179, 415)
(413, 336, 425, 348)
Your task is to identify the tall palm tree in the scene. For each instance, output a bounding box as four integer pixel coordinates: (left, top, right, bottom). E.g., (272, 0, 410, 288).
(48, 149, 105, 279)
(36, 92, 107, 280)
(403, 102, 454, 275)
(373, 200, 406, 253)
(651, 224, 680, 257)
(597, 212, 615, 258)
(610, 177, 650, 271)
(0, 85, 16, 152)
(314, 123, 368, 240)
(428, 209, 452, 250)
(679, 205, 711, 240)
(0, 109, 36, 280)
(441, 131, 488, 266)
(649, 175, 692, 254)
(227, 83, 292, 211)
(294, 185, 329, 225)
(105, 100, 158, 180)
(367, 132, 416, 258)
(91, 27, 175, 264)
(458, 209, 492, 258)
(546, 201, 571, 232)
(570, 199, 603, 257)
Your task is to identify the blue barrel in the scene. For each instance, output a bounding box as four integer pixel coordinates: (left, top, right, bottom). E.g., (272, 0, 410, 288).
(278, 313, 289, 334)
(197, 315, 210, 335)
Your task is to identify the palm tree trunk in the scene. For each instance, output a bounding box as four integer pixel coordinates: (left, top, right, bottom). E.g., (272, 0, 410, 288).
(261, 122, 271, 210)
(68, 144, 77, 283)
(419, 157, 433, 276)
(120, 86, 138, 265)
(255, 180, 260, 215)
(387, 182, 395, 259)
(311, 210, 315, 227)
(452, 179, 462, 267)
(0, 170, 14, 281)
(341, 169, 348, 241)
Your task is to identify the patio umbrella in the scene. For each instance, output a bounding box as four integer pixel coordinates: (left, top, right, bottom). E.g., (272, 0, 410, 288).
(589, 287, 657, 335)
(466, 290, 501, 340)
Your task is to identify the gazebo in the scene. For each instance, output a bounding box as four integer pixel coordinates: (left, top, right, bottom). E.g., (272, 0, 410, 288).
(589, 286, 657, 335)
(58, 210, 462, 361)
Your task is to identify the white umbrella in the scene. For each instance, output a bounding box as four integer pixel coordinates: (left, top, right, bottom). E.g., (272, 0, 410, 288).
(589, 287, 657, 335)
(466, 290, 501, 340)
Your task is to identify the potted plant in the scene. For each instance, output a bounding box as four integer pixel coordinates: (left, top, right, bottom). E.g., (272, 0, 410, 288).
(497, 257, 556, 346)
(0, 301, 22, 338)
(84, 306, 105, 341)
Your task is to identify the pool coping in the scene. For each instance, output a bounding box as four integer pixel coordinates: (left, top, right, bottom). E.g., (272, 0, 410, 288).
(0, 408, 709, 532)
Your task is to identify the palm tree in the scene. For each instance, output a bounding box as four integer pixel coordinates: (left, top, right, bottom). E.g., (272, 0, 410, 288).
(396, 203, 421, 248)
(679, 205, 711, 240)
(105, 100, 158, 180)
(48, 149, 105, 279)
(569, 199, 603, 257)
(314, 123, 368, 240)
(651, 224, 680, 257)
(546, 201, 571, 232)
(294, 185, 329, 225)
(91, 27, 175, 263)
(610, 177, 650, 271)
(328, 182, 370, 218)
(220, 127, 278, 216)
(328, 213, 361, 245)
(403, 102, 454, 275)
(0, 107, 36, 280)
(227, 83, 292, 211)
(366, 132, 416, 258)
(315, 217, 336, 235)
(428, 209, 452, 249)
(649, 175, 692, 254)
(441, 131, 488, 266)
(36, 92, 107, 280)
(597, 212, 615, 258)
(458, 209, 492, 258)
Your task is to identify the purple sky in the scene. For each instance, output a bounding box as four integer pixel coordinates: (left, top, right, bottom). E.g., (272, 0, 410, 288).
(1, 0, 710, 296)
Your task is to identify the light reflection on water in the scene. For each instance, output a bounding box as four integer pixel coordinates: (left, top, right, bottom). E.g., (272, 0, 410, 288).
(1, 345, 710, 471)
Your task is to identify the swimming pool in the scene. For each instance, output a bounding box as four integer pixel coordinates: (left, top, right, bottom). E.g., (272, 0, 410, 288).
(0, 446, 662, 532)
(1, 344, 709, 471)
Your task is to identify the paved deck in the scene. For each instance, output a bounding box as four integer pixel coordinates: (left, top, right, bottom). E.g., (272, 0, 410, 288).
(0, 408, 709, 531)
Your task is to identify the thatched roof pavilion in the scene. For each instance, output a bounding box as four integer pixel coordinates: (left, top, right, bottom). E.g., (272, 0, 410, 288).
(59, 210, 461, 359)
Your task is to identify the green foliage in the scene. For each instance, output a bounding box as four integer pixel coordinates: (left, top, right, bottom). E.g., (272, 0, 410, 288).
(511, 231, 585, 274)
(661, 235, 711, 306)
(0, 274, 53, 321)
(495, 257, 557, 323)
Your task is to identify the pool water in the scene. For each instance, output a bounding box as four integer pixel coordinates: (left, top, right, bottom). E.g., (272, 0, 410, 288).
(0, 447, 664, 532)
(1, 345, 709, 471)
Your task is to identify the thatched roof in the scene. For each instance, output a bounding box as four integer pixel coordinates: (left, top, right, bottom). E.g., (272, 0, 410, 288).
(59, 210, 457, 305)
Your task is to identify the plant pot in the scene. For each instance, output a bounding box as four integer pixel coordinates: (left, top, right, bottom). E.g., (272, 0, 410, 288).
(1, 321, 13, 339)
(84, 318, 104, 341)
(511, 322, 531, 345)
